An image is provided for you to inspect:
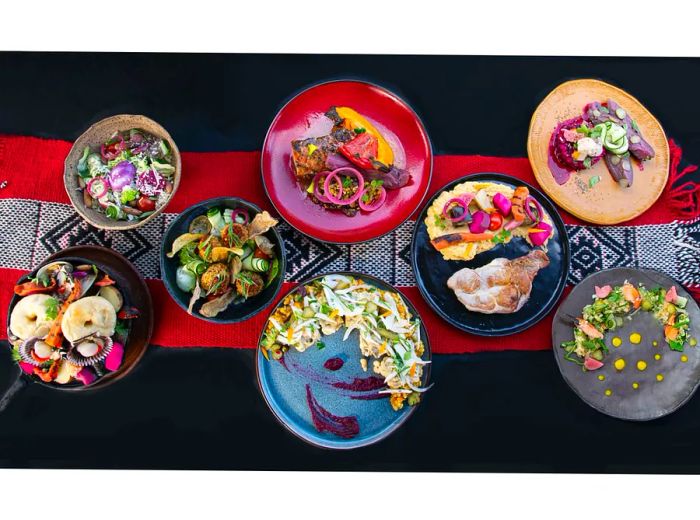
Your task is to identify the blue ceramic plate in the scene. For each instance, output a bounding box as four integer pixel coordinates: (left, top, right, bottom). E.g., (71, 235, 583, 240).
(256, 272, 431, 449)
(160, 197, 286, 324)
(411, 172, 570, 336)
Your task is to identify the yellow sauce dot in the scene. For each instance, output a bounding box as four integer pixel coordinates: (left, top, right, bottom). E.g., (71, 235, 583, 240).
(605, 389, 612, 396)
(652, 340, 659, 347)
(681, 355, 688, 363)
(656, 374, 664, 382)
(637, 360, 647, 371)
(597, 374, 605, 381)
(614, 358, 626, 371)
(629, 333, 642, 344)
(690, 338, 697, 347)
(612, 337, 622, 348)
(632, 382, 639, 390)
(654, 354, 662, 361)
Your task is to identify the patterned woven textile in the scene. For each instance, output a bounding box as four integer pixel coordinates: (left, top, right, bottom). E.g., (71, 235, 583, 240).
(1, 135, 698, 353)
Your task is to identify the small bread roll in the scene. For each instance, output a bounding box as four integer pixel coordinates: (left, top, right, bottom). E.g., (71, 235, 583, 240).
(10, 294, 55, 340)
(61, 296, 116, 343)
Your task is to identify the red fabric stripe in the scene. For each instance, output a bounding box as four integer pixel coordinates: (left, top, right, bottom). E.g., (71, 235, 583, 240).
(0, 134, 695, 354)
(0, 135, 687, 225)
(0, 268, 558, 353)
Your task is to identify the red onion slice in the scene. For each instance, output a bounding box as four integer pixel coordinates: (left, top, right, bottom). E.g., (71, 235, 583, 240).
(359, 185, 387, 212)
(231, 209, 250, 225)
(442, 197, 470, 222)
(524, 195, 544, 225)
(323, 167, 364, 206)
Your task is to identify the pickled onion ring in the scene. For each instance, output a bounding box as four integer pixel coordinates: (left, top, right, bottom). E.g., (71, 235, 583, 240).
(323, 167, 364, 206)
(524, 196, 544, 225)
(442, 197, 470, 222)
(359, 185, 387, 212)
(312, 171, 332, 203)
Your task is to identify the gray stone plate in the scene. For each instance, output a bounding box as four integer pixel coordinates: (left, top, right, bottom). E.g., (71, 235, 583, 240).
(553, 268, 700, 421)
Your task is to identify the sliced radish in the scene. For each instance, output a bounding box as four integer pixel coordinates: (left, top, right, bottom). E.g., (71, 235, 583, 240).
(595, 285, 612, 298)
(665, 285, 678, 303)
(584, 357, 604, 371)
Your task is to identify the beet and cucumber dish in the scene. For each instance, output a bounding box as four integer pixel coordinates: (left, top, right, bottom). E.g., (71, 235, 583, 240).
(76, 128, 176, 222)
(549, 99, 655, 188)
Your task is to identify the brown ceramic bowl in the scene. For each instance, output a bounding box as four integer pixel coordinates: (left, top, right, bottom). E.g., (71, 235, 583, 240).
(64, 114, 182, 230)
(5, 245, 153, 392)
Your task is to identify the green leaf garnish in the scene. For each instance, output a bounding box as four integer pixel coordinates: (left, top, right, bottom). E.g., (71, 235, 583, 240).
(491, 229, 511, 244)
(353, 128, 366, 134)
(316, 341, 326, 350)
(576, 124, 591, 136)
(589, 175, 601, 188)
(583, 157, 592, 169)
(434, 214, 446, 230)
(44, 297, 59, 320)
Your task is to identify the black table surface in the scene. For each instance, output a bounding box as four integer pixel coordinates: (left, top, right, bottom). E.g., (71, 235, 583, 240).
(1, 53, 700, 472)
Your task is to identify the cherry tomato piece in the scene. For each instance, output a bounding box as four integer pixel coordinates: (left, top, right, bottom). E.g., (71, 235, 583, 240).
(137, 195, 156, 212)
(488, 211, 503, 231)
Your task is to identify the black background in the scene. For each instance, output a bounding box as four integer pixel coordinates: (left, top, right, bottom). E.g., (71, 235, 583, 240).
(1, 53, 699, 472)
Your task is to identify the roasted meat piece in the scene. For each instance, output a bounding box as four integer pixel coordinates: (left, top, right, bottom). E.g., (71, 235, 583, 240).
(446, 250, 550, 314)
(290, 128, 353, 179)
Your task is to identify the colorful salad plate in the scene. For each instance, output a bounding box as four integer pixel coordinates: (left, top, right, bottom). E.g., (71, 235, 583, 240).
(161, 197, 286, 324)
(256, 272, 431, 449)
(528, 79, 669, 225)
(553, 268, 700, 421)
(411, 173, 570, 336)
(262, 80, 432, 244)
(5, 245, 153, 396)
(64, 114, 182, 231)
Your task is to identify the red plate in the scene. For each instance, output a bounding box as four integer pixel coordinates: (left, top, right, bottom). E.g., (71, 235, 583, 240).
(262, 80, 432, 243)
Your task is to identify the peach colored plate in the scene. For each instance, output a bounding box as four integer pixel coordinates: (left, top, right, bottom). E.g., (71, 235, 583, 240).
(527, 79, 669, 225)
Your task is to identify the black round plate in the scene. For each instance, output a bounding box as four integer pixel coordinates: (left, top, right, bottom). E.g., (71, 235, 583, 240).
(553, 268, 700, 421)
(411, 172, 570, 336)
(161, 197, 287, 324)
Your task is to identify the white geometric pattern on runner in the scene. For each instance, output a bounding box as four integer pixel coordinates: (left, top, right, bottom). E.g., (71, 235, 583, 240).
(0, 197, 698, 288)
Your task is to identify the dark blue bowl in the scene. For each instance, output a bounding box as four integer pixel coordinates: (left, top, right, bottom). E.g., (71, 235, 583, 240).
(411, 172, 570, 336)
(160, 197, 286, 324)
(256, 272, 432, 449)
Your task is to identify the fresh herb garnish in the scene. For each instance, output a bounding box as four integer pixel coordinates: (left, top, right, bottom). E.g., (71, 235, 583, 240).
(576, 124, 591, 136)
(32, 272, 51, 287)
(353, 128, 366, 134)
(316, 341, 326, 350)
(491, 228, 511, 244)
(342, 176, 353, 189)
(114, 320, 129, 337)
(11, 346, 22, 362)
(583, 157, 592, 169)
(434, 214, 446, 230)
(44, 297, 59, 320)
(589, 175, 601, 188)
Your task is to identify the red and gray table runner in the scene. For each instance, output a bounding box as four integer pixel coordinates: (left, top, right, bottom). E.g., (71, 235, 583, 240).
(1, 134, 698, 354)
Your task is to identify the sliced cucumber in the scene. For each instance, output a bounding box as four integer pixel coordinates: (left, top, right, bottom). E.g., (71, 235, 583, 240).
(242, 255, 269, 272)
